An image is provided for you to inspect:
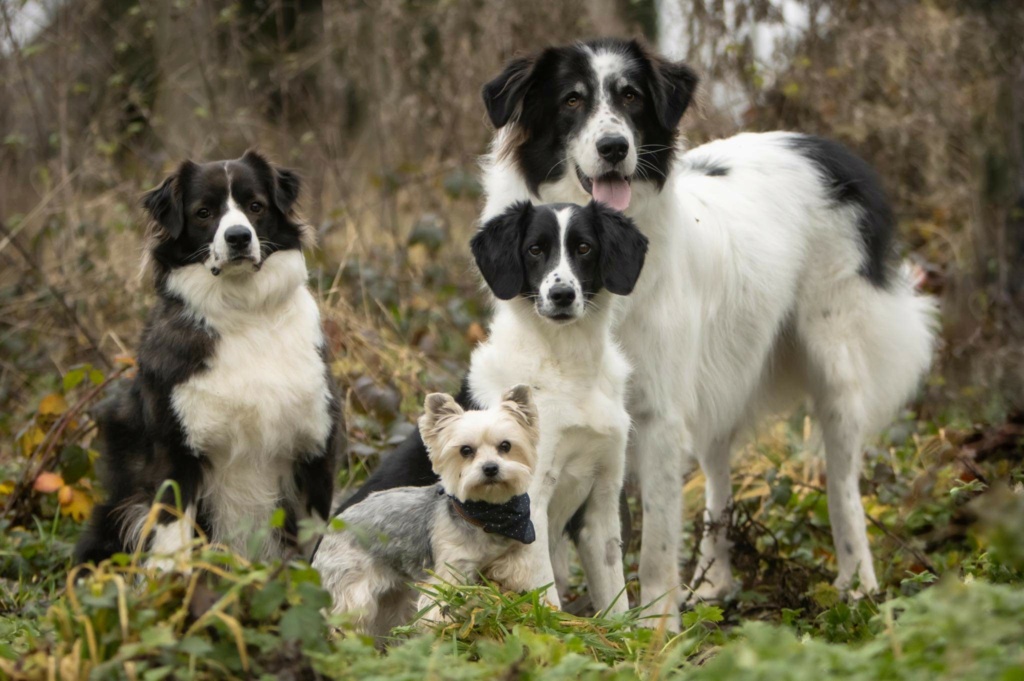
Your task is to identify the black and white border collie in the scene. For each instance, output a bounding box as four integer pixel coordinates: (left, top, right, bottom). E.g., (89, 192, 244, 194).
(479, 38, 937, 628)
(75, 150, 343, 567)
(466, 200, 646, 615)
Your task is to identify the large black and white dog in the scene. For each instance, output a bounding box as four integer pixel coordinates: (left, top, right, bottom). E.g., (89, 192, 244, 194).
(479, 38, 936, 625)
(344, 38, 936, 629)
(76, 151, 343, 566)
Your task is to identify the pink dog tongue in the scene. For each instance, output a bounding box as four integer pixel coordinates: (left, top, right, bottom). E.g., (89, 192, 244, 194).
(592, 176, 632, 211)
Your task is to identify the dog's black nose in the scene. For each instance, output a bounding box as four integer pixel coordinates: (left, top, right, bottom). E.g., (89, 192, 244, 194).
(549, 284, 576, 308)
(482, 462, 500, 477)
(224, 226, 252, 249)
(597, 135, 629, 164)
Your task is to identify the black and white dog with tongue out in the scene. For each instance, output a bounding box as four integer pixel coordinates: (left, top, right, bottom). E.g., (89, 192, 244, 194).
(75, 150, 343, 568)
(479, 37, 936, 629)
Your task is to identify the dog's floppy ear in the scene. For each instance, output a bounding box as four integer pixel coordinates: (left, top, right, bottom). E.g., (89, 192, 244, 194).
(142, 160, 196, 240)
(591, 202, 649, 296)
(242, 149, 301, 213)
(500, 384, 538, 436)
(419, 393, 465, 455)
(482, 55, 538, 129)
(471, 201, 533, 300)
(634, 40, 699, 132)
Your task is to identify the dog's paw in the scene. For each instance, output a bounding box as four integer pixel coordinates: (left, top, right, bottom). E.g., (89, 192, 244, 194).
(833, 571, 879, 601)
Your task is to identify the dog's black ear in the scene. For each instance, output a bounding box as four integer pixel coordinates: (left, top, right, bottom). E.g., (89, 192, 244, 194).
(470, 201, 533, 300)
(243, 149, 301, 213)
(591, 202, 649, 296)
(636, 40, 699, 132)
(482, 56, 536, 129)
(142, 160, 195, 240)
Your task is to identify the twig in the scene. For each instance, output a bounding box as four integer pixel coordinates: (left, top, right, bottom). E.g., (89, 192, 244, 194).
(0, 220, 112, 370)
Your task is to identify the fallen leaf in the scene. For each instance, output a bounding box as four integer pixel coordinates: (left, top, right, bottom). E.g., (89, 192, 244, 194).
(59, 486, 94, 521)
(0, 480, 14, 496)
(57, 484, 73, 505)
(19, 425, 46, 457)
(34, 472, 65, 493)
(38, 393, 68, 416)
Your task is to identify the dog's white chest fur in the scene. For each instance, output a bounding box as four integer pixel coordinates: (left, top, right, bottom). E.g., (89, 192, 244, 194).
(469, 300, 631, 513)
(166, 251, 332, 549)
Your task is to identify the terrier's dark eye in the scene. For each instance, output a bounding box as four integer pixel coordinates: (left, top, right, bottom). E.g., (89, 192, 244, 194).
(577, 243, 592, 255)
(249, 201, 263, 214)
(528, 244, 543, 257)
(565, 94, 581, 109)
(459, 445, 474, 457)
(623, 88, 639, 103)
(196, 208, 211, 219)
(498, 441, 511, 453)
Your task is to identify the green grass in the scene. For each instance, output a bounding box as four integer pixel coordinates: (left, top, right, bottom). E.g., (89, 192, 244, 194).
(1, 406, 1022, 679)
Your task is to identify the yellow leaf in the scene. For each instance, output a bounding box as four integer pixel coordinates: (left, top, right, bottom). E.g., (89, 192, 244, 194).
(59, 487, 94, 522)
(38, 393, 69, 416)
(19, 425, 46, 457)
(57, 485, 73, 505)
(34, 472, 65, 493)
(0, 480, 14, 496)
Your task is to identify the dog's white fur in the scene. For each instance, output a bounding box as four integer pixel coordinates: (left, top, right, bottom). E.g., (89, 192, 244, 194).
(469, 209, 633, 615)
(136, 249, 332, 561)
(482, 128, 937, 627)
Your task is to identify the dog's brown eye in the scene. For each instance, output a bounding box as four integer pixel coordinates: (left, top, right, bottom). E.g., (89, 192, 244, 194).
(577, 243, 592, 255)
(459, 445, 474, 457)
(196, 208, 211, 219)
(623, 91, 636, 103)
(498, 441, 511, 453)
(249, 202, 263, 214)
(565, 94, 581, 109)
(528, 244, 543, 257)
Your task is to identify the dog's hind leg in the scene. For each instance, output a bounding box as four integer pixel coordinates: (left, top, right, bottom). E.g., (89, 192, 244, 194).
(800, 273, 935, 595)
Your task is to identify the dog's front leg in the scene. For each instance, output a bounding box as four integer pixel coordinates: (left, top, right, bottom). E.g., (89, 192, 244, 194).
(291, 451, 335, 556)
(415, 556, 481, 627)
(144, 451, 203, 571)
(575, 432, 629, 617)
(633, 415, 688, 632)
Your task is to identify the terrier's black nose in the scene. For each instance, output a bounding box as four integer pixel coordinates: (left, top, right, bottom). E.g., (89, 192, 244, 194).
(549, 284, 576, 308)
(596, 135, 629, 163)
(482, 462, 500, 477)
(225, 225, 252, 249)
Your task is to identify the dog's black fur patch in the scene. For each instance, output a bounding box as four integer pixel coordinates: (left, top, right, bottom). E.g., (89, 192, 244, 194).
(788, 135, 896, 287)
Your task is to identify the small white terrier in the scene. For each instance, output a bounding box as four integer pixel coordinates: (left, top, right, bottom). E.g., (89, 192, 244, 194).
(312, 385, 539, 637)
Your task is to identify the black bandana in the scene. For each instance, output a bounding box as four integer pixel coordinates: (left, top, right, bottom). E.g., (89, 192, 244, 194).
(444, 489, 536, 544)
